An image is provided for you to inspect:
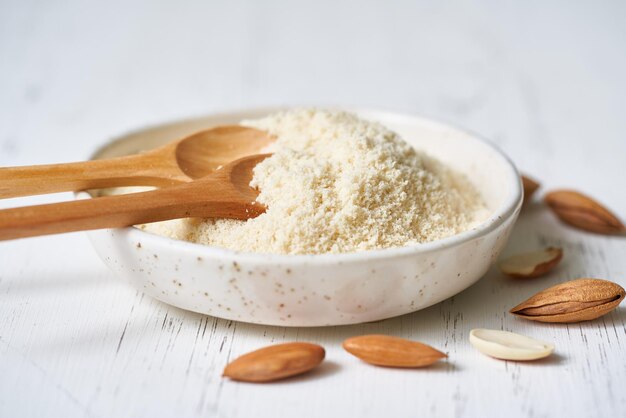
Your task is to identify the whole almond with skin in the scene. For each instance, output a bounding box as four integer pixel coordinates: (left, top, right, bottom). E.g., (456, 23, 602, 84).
(510, 278, 625, 323)
(521, 175, 540, 205)
(343, 335, 446, 368)
(223, 342, 325, 383)
(544, 190, 625, 235)
(499, 247, 563, 278)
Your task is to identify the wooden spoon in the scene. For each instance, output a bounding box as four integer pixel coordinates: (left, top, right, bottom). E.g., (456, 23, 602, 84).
(0, 154, 271, 241)
(0, 126, 273, 198)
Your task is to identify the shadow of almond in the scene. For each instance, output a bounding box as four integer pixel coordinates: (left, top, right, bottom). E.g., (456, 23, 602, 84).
(607, 306, 626, 323)
(509, 352, 567, 366)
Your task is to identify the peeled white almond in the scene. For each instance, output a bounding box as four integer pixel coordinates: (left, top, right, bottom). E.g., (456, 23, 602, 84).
(469, 329, 554, 361)
(498, 247, 563, 278)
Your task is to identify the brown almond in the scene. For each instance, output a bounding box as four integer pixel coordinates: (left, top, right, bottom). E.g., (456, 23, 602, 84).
(223, 342, 325, 383)
(521, 175, 540, 205)
(343, 334, 446, 368)
(498, 247, 563, 279)
(544, 190, 625, 235)
(510, 278, 625, 323)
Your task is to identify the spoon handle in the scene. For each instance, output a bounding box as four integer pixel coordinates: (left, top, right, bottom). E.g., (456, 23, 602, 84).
(0, 153, 184, 199)
(0, 180, 259, 241)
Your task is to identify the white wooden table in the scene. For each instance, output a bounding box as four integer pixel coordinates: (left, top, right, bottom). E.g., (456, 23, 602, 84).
(1, 1, 625, 417)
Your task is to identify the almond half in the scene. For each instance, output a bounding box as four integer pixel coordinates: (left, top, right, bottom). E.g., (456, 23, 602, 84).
(223, 342, 325, 383)
(510, 278, 625, 323)
(498, 247, 563, 278)
(343, 334, 446, 368)
(544, 190, 625, 235)
(521, 175, 540, 205)
(469, 329, 554, 361)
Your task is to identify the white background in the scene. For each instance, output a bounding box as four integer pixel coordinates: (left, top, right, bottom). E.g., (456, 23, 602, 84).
(1, 1, 625, 417)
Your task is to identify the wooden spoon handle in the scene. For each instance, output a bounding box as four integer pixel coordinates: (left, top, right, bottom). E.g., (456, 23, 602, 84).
(0, 153, 183, 199)
(0, 181, 252, 241)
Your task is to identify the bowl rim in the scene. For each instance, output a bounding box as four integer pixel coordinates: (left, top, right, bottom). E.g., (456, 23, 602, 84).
(85, 106, 523, 265)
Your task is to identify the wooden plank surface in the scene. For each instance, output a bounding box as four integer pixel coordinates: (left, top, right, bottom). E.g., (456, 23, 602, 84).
(1, 1, 625, 417)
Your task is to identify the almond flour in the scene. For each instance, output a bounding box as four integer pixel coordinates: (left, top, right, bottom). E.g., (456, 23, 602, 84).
(140, 109, 487, 255)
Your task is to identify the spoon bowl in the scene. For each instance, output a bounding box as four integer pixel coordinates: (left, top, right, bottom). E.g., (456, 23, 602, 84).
(174, 125, 273, 179)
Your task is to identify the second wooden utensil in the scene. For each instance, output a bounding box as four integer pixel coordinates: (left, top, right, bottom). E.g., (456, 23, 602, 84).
(0, 154, 271, 241)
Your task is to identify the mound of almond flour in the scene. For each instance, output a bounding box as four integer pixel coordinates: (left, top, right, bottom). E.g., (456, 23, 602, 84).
(140, 109, 486, 255)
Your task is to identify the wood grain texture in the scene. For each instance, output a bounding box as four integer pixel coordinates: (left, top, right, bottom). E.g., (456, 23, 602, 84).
(1, 1, 625, 417)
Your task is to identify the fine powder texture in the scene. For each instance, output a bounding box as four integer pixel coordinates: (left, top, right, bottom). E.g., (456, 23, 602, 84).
(141, 109, 487, 254)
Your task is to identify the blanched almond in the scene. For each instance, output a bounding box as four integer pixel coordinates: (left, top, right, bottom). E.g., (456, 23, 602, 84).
(470, 329, 554, 361)
(498, 247, 563, 278)
(223, 342, 325, 383)
(343, 334, 446, 368)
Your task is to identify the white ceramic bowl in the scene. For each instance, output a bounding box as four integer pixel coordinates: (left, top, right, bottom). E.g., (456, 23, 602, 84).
(85, 108, 522, 326)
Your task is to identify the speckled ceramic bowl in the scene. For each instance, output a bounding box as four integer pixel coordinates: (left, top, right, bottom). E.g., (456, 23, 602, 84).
(84, 108, 522, 326)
